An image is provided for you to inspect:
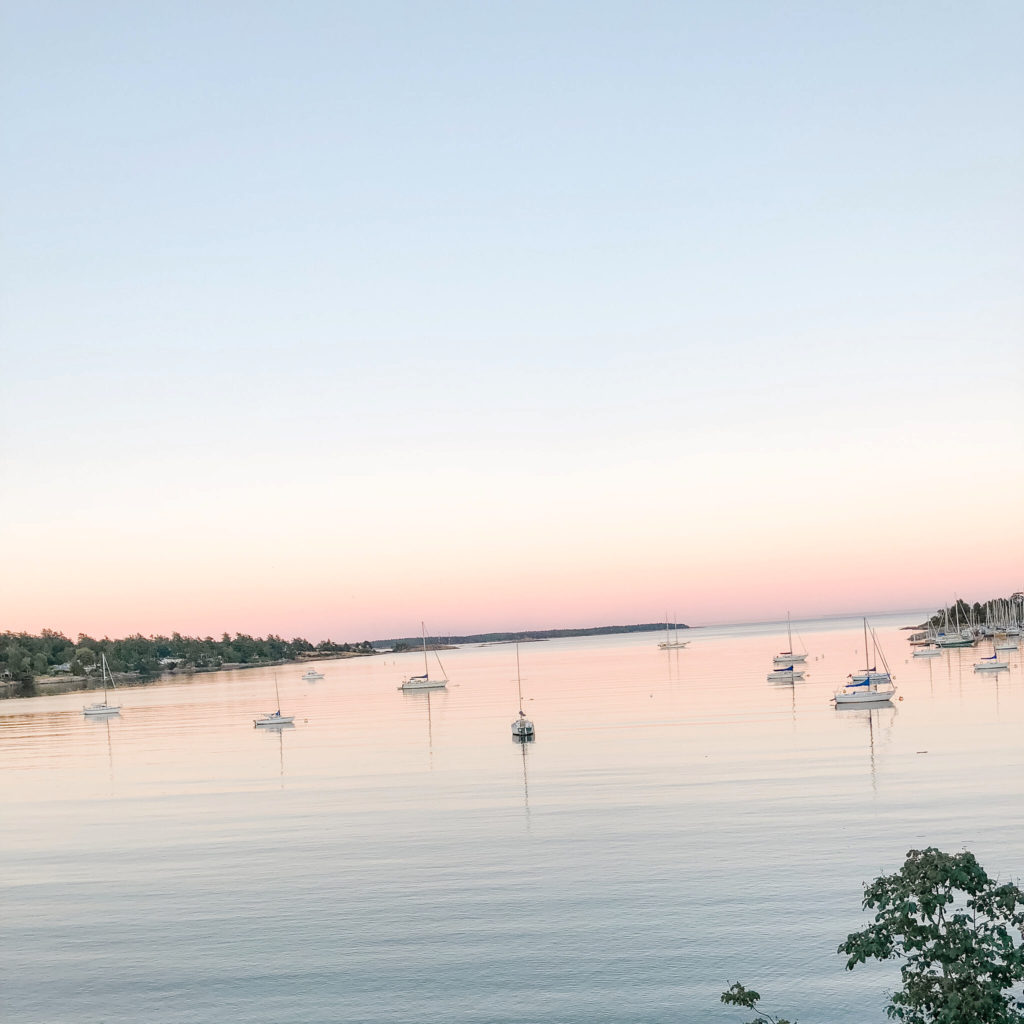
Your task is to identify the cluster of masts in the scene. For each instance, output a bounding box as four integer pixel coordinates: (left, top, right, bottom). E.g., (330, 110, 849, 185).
(908, 596, 1019, 671)
(910, 597, 1022, 652)
(763, 614, 900, 706)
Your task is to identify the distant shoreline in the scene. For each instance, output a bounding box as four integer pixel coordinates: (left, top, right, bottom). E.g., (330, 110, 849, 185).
(375, 622, 688, 648)
(7, 651, 377, 700)
(3, 623, 687, 700)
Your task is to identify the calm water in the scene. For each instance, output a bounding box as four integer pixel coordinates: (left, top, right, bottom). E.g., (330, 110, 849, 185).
(3, 613, 1022, 1024)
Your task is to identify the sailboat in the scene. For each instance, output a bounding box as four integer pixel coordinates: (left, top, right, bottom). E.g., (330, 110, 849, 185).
(83, 654, 122, 716)
(767, 664, 805, 682)
(254, 674, 294, 726)
(974, 653, 1009, 671)
(772, 612, 807, 665)
(657, 613, 689, 649)
(934, 600, 975, 647)
(302, 669, 324, 680)
(510, 643, 535, 739)
(833, 619, 896, 705)
(399, 622, 448, 690)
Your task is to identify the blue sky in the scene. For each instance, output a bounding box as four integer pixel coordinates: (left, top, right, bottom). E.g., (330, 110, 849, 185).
(2, 2, 1022, 639)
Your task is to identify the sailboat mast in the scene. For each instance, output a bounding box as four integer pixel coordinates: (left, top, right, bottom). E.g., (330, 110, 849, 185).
(787, 612, 793, 653)
(862, 618, 870, 672)
(274, 673, 282, 712)
(516, 642, 524, 711)
(421, 621, 429, 676)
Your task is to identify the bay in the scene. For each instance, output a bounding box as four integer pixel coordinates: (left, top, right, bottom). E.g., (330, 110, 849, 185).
(2, 612, 1022, 1023)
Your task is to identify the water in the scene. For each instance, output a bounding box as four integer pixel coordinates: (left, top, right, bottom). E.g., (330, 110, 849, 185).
(3, 613, 1022, 1024)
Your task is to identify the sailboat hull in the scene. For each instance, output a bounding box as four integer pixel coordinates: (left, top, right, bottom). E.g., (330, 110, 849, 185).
(255, 715, 295, 726)
(833, 687, 895, 705)
(83, 704, 121, 716)
(773, 653, 807, 664)
(399, 678, 447, 690)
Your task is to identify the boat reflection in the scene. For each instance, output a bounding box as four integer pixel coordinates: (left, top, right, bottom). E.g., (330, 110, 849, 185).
(513, 731, 533, 824)
(834, 703, 897, 791)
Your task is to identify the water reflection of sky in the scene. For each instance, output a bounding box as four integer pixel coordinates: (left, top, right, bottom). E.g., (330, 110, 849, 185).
(2, 613, 1021, 1023)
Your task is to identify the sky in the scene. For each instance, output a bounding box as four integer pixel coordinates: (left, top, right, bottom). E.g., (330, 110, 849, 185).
(2, 1, 1022, 642)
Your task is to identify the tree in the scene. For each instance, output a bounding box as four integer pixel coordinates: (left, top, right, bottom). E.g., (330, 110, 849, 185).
(838, 847, 1024, 1023)
(721, 983, 793, 1024)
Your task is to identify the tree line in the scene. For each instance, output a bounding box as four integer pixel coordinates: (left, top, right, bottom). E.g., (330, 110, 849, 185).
(0, 629, 374, 693)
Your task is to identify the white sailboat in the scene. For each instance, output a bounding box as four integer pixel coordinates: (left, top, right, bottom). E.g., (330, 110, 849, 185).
(767, 664, 805, 682)
(834, 619, 896, 705)
(772, 613, 807, 665)
(83, 655, 122, 716)
(657, 613, 689, 649)
(974, 653, 1009, 671)
(510, 642, 535, 739)
(302, 669, 324, 680)
(254, 675, 294, 726)
(399, 622, 448, 690)
(912, 648, 942, 658)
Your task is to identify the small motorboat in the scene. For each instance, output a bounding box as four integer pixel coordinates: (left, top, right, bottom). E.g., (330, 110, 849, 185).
(302, 670, 324, 680)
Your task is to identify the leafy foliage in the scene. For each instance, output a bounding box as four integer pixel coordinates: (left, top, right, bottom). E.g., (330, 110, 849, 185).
(838, 847, 1024, 1023)
(1, 629, 374, 689)
(720, 982, 794, 1024)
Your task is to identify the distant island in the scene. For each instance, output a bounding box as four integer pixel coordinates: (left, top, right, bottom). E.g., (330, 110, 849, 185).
(0, 622, 688, 698)
(383, 622, 688, 651)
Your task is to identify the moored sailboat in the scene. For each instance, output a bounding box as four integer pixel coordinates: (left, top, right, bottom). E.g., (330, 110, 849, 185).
(834, 619, 896, 705)
(510, 643, 535, 739)
(974, 653, 1009, 671)
(400, 623, 448, 690)
(657, 613, 689, 649)
(83, 655, 121, 716)
(767, 664, 805, 682)
(772, 612, 807, 665)
(254, 675, 294, 726)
